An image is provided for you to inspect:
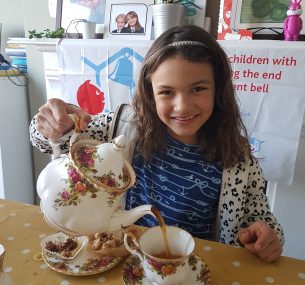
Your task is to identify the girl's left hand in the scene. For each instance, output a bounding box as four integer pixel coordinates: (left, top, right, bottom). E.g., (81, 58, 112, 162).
(237, 221, 283, 262)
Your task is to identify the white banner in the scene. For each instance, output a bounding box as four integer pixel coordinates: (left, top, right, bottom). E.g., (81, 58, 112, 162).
(57, 39, 152, 113)
(57, 39, 305, 184)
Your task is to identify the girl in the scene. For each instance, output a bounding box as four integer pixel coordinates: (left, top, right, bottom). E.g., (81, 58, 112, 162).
(30, 25, 283, 262)
(125, 11, 144, 33)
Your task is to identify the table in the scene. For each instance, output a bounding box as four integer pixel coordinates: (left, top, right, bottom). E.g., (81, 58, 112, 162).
(1, 198, 305, 285)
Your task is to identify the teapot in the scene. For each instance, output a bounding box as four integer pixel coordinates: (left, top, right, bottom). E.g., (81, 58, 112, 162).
(37, 118, 154, 236)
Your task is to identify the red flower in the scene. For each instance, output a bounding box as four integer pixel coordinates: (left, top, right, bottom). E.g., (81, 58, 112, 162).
(67, 167, 81, 183)
(132, 265, 143, 277)
(161, 265, 174, 275)
(60, 191, 70, 200)
(107, 178, 116, 187)
(75, 182, 86, 192)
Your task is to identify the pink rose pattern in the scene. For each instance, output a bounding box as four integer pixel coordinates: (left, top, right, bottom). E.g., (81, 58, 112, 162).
(53, 163, 99, 209)
(146, 256, 181, 278)
(122, 254, 211, 285)
(189, 255, 211, 284)
(53, 145, 131, 209)
(45, 251, 121, 273)
(79, 256, 121, 271)
(122, 255, 144, 285)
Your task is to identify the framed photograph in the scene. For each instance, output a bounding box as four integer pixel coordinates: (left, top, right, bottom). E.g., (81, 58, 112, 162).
(103, 0, 153, 40)
(56, 0, 106, 38)
(230, 0, 305, 35)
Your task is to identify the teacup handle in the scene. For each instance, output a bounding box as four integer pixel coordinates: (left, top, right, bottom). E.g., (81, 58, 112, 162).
(124, 232, 144, 262)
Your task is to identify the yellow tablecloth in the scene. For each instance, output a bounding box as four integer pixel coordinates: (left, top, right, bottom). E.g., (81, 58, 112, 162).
(0, 198, 305, 285)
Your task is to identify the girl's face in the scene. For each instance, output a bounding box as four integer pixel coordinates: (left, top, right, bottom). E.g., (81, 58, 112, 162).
(116, 17, 125, 29)
(126, 15, 137, 27)
(151, 56, 215, 145)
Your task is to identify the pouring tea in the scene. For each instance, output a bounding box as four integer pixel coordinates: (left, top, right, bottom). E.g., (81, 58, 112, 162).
(37, 127, 155, 236)
(31, 25, 284, 263)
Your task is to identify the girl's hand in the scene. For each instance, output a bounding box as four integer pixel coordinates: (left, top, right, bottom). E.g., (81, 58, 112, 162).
(237, 221, 283, 262)
(35, 98, 91, 140)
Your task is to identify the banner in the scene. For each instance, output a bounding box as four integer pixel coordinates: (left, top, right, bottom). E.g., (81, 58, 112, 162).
(57, 39, 305, 184)
(57, 39, 151, 113)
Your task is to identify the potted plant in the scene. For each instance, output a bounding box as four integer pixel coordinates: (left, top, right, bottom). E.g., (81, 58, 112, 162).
(152, 0, 202, 38)
(152, 1, 187, 38)
(28, 28, 65, 39)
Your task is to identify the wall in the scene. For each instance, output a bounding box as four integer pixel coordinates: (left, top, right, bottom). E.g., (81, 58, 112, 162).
(1, 0, 56, 203)
(22, 0, 55, 201)
(272, 126, 305, 259)
(0, 0, 25, 55)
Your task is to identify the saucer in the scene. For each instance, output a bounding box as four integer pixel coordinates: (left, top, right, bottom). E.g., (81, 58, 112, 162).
(42, 241, 124, 276)
(122, 254, 211, 285)
(41, 232, 87, 260)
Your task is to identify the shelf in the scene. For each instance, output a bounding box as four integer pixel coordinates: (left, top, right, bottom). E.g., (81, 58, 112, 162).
(7, 38, 59, 52)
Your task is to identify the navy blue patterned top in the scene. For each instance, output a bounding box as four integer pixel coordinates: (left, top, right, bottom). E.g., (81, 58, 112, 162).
(125, 135, 223, 239)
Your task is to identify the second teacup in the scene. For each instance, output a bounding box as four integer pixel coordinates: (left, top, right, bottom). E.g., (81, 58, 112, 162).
(124, 226, 195, 285)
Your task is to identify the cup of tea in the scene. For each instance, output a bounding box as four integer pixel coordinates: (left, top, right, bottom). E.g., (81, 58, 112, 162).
(124, 226, 195, 285)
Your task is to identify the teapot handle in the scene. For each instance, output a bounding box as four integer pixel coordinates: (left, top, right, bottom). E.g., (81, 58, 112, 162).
(49, 113, 82, 160)
(68, 113, 82, 147)
(49, 140, 61, 160)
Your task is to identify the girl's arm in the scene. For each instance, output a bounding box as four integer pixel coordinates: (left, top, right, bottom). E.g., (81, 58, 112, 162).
(29, 98, 114, 154)
(238, 159, 284, 262)
(242, 158, 284, 243)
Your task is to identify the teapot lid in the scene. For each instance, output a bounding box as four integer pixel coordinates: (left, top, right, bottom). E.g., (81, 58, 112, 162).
(71, 135, 132, 189)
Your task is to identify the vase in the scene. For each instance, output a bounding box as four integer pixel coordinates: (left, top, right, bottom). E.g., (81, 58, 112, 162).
(152, 4, 186, 39)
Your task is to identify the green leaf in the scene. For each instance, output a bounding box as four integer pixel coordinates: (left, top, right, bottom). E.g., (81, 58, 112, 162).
(27, 27, 65, 39)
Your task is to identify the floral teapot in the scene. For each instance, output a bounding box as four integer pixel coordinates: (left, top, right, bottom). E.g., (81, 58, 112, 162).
(37, 117, 154, 236)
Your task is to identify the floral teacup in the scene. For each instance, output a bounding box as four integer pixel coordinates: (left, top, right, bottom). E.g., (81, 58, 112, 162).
(124, 226, 195, 285)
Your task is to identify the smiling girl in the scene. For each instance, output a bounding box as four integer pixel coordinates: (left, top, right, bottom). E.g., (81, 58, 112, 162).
(30, 25, 284, 262)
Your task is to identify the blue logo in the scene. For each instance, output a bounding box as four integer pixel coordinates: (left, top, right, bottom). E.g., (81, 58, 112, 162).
(82, 47, 144, 92)
(250, 137, 264, 153)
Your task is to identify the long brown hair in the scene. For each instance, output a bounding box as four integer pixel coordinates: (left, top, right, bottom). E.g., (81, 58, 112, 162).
(126, 11, 142, 31)
(132, 25, 252, 168)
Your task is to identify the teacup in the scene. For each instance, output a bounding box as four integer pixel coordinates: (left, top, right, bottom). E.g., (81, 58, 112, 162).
(124, 226, 195, 285)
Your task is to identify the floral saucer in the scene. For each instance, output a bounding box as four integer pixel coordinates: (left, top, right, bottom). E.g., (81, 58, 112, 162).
(41, 232, 87, 260)
(42, 239, 123, 276)
(122, 254, 211, 285)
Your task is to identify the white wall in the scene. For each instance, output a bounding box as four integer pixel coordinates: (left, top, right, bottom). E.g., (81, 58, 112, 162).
(1, 0, 55, 204)
(0, 0, 24, 55)
(22, 0, 55, 203)
(272, 122, 305, 260)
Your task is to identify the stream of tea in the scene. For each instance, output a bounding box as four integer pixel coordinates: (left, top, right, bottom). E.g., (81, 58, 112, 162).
(151, 206, 171, 258)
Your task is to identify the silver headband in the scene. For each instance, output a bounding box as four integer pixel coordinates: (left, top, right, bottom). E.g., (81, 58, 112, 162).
(146, 40, 208, 64)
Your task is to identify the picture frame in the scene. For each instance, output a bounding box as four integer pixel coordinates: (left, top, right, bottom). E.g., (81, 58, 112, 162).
(230, 0, 305, 36)
(56, 0, 106, 38)
(103, 0, 153, 40)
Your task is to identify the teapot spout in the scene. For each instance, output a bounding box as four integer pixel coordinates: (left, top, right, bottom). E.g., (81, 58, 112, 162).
(108, 205, 156, 232)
